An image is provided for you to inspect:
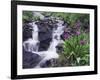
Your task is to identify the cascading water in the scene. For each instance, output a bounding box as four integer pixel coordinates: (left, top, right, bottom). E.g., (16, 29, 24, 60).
(23, 22, 39, 52)
(23, 12, 66, 68)
(34, 20, 65, 68)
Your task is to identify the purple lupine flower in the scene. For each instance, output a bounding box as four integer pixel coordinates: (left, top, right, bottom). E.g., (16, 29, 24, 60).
(80, 40, 86, 45)
(76, 31, 80, 35)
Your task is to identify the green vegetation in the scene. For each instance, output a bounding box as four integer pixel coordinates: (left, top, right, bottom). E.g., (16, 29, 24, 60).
(23, 11, 89, 28)
(63, 33, 89, 66)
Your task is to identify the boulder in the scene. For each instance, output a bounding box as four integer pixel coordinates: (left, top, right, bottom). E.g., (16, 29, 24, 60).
(23, 49, 42, 69)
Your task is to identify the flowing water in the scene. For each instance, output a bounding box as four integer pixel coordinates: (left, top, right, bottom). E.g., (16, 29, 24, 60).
(23, 13, 65, 68)
(23, 22, 39, 52)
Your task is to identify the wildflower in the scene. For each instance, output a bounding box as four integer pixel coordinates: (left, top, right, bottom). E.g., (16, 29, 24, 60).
(64, 33, 69, 39)
(76, 31, 80, 35)
(80, 40, 86, 45)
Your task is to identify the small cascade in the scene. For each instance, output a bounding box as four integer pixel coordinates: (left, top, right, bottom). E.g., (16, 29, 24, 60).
(23, 12, 66, 68)
(23, 22, 39, 52)
(35, 19, 65, 68)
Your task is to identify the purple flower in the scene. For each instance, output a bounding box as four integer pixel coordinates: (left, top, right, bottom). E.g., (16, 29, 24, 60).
(64, 33, 69, 39)
(76, 31, 80, 35)
(80, 40, 86, 45)
(75, 20, 81, 28)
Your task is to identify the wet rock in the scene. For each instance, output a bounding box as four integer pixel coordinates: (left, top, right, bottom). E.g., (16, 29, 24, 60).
(36, 20, 54, 51)
(38, 31, 52, 41)
(23, 23, 33, 41)
(40, 59, 58, 68)
(56, 43, 64, 53)
(23, 49, 42, 69)
(38, 38, 52, 51)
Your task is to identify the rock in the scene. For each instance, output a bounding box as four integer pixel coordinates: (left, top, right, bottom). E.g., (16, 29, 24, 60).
(23, 23, 33, 41)
(38, 38, 52, 51)
(56, 43, 64, 53)
(23, 49, 42, 69)
(40, 58, 58, 68)
(36, 20, 54, 51)
(38, 31, 52, 41)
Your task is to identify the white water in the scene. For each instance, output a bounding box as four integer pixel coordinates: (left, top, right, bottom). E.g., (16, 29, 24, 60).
(23, 22, 39, 52)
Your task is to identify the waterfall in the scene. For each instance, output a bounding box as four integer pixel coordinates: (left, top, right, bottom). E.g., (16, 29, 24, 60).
(23, 13, 66, 68)
(23, 22, 39, 52)
(48, 20, 65, 51)
(34, 19, 65, 68)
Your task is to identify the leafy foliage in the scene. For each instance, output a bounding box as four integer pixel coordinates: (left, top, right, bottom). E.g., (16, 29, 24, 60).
(63, 33, 90, 66)
(23, 11, 40, 23)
